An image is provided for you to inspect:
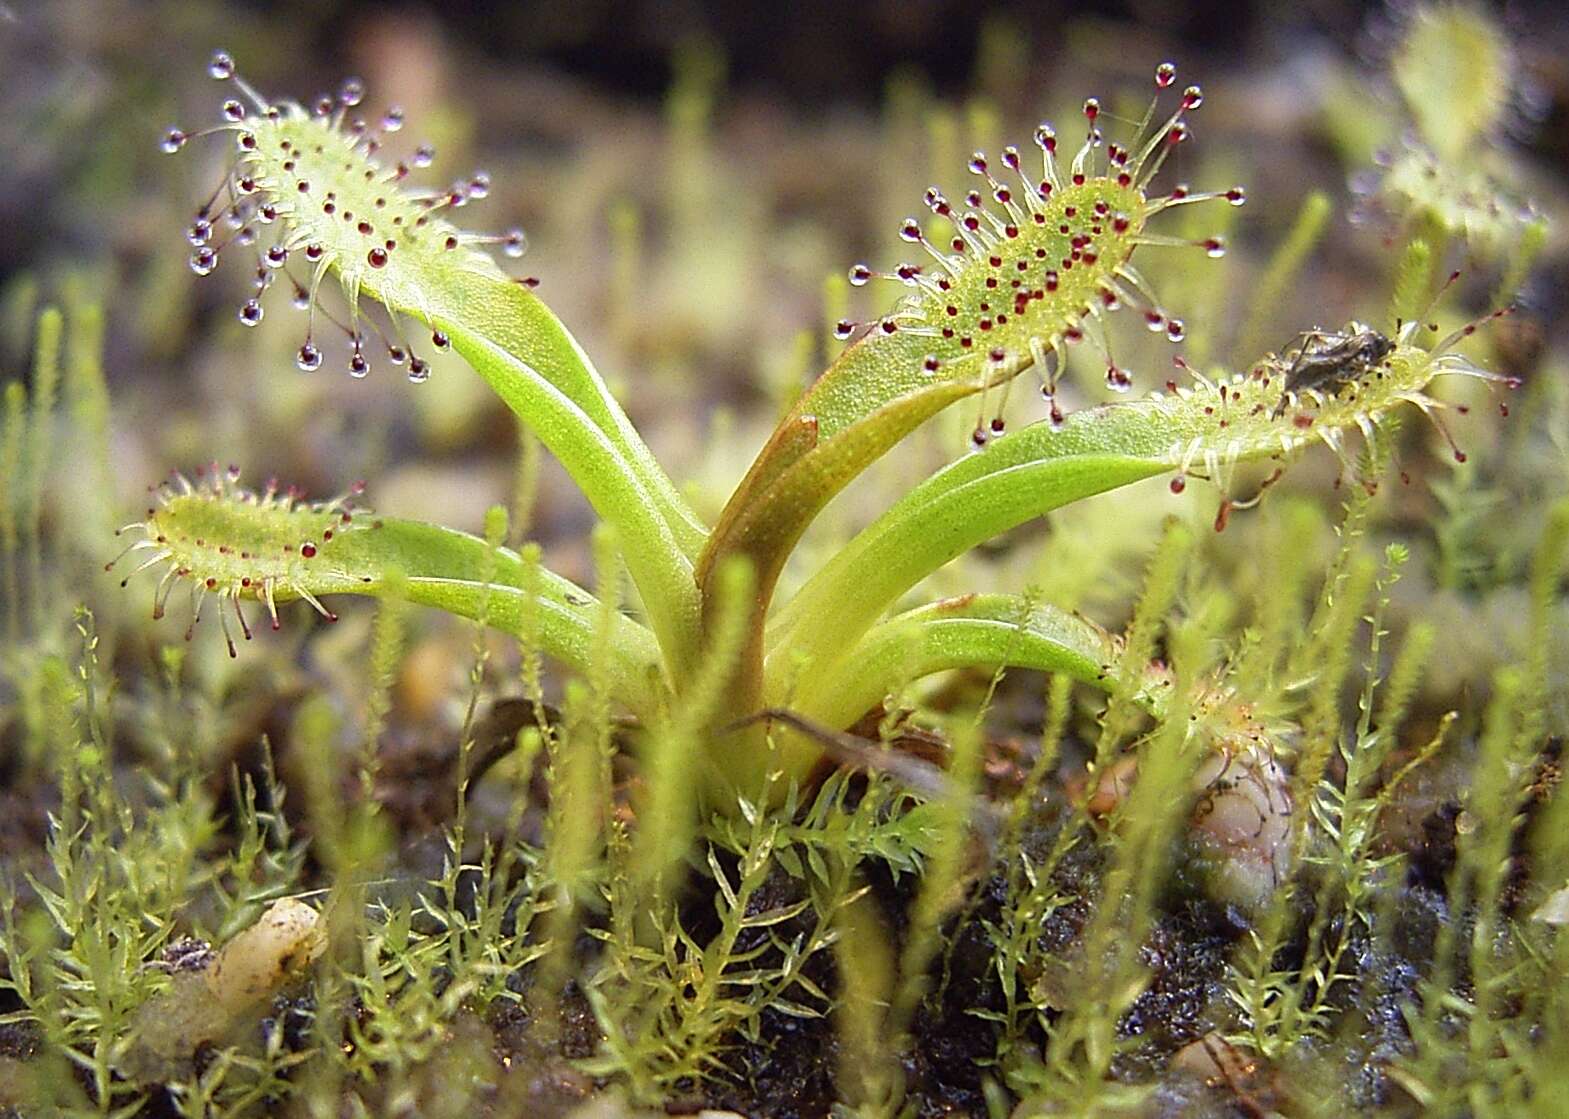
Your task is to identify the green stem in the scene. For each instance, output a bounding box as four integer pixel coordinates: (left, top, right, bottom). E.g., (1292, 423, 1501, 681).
(288, 519, 665, 719)
(694, 372, 976, 725)
(432, 282, 702, 674)
(431, 280, 706, 559)
(796, 593, 1172, 731)
(401, 577, 661, 718)
(766, 421, 1169, 707)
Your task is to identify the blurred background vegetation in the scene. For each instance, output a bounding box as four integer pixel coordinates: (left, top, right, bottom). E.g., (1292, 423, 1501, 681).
(4, 0, 1564, 570)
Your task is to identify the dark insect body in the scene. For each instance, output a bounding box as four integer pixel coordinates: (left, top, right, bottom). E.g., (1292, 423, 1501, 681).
(1271, 322, 1395, 417)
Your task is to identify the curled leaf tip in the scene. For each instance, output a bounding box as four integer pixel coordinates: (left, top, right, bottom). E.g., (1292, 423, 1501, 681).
(166, 50, 529, 383)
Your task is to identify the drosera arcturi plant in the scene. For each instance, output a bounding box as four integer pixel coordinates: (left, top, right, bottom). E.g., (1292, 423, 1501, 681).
(101, 56, 1540, 1107)
(95, 49, 1552, 1100)
(0, 29, 1560, 1119)
(127, 50, 1524, 813)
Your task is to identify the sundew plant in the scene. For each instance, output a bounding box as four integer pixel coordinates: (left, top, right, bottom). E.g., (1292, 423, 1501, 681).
(1, 7, 1567, 1117)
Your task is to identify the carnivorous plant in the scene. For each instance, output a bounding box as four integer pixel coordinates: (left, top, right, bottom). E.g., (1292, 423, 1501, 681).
(127, 53, 1517, 807)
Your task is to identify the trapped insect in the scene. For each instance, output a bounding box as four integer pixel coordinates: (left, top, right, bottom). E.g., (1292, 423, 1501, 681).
(1270, 322, 1396, 417)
